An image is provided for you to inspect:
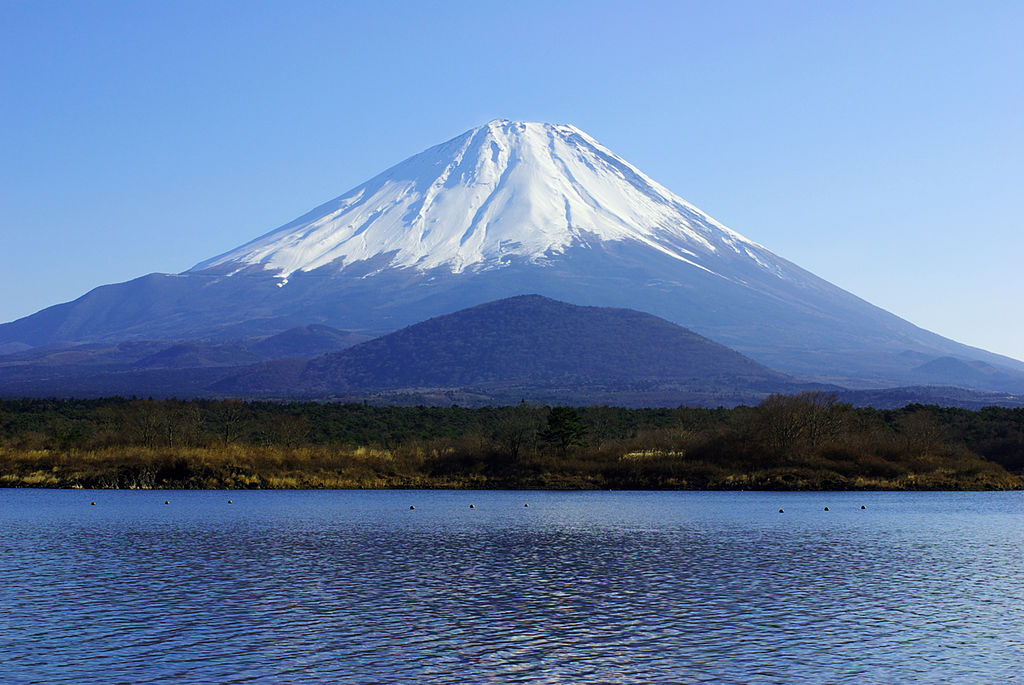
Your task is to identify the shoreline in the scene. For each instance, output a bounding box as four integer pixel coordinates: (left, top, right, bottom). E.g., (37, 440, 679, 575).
(3, 397, 1023, 492)
(3, 473, 1020, 492)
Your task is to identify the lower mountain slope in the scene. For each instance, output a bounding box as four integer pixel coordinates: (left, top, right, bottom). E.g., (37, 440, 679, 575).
(3, 296, 1021, 408)
(4, 243, 1024, 393)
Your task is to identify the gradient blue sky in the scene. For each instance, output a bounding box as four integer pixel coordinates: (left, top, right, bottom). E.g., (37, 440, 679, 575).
(2, 1, 1022, 359)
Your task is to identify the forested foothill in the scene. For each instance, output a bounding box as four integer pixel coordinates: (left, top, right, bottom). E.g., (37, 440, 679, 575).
(1, 393, 1022, 490)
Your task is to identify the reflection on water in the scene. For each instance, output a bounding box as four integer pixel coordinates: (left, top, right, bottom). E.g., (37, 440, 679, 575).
(2, 490, 1023, 683)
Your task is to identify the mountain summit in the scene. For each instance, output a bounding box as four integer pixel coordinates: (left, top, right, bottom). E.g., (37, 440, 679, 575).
(3, 119, 1023, 390)
(192, 120, 783, 284)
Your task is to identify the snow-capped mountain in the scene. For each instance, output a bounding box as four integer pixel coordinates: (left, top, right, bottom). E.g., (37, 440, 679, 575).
(192, 120, 785, 285)
(2, 119, 1023, 390)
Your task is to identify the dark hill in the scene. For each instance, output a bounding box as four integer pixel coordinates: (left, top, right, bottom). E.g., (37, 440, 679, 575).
(909, 356, 1024, 393)
(212, 295, 815, 403)
(250, 324, 369, 359)
(132, 342, 262, 369)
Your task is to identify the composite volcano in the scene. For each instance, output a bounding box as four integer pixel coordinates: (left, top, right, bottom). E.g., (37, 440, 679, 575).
(2, 119, 1022, 390)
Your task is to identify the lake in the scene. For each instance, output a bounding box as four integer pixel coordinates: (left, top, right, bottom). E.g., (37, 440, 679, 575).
(2, 489, 1023, 683)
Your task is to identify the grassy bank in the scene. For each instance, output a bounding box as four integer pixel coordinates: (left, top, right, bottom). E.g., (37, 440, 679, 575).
(1, 394, 1022, 490)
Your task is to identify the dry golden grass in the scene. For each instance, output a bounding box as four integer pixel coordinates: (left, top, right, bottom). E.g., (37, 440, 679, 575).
(2, 396, 1022, 490)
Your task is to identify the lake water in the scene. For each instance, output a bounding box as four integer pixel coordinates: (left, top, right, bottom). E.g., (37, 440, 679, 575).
(2, 489, 1023, 683)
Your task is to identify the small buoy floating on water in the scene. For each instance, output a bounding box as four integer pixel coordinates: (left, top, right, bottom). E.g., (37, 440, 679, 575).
(861, 505, 866, 509)
(228, 500, 233, 504)
(410, 505, 415, 510)
(524, 503, 529, 507)
(91, 501, 97, 506)
(824, 507, 830, 511)
(470, 504, 475, 509)
(778, 509, 784, 513)
(165, 500, 170, 505)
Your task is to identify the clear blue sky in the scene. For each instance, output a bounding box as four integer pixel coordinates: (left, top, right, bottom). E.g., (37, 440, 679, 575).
(2, 0, 1022, 359)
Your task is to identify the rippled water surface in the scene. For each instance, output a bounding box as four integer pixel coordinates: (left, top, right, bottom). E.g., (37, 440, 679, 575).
(2, 490, 1024, 683)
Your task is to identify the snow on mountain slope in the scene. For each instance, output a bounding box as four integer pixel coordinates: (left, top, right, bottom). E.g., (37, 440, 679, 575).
(191, 120, 789, 285)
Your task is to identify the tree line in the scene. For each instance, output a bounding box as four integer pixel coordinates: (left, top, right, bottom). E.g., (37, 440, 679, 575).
(1, 393, 1022, 490)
